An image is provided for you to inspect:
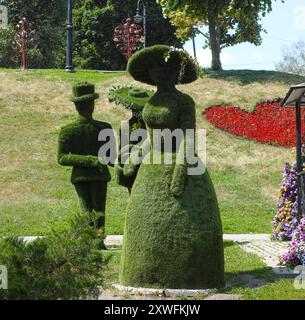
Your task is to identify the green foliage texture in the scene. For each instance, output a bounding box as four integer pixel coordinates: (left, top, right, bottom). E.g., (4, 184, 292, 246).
(109, 86, 153, 192)
(2, 0, 66, 68)
(0, 26, 18, 67)
(58, 83, 113, 185)
(73, 0, 182, 70)
(108, 85, 154, 116)
(0, 0, 182, 69)
(127, 44, 199, 85)
(0, 213, 106, 300)
(118, 45, 225, 289)
(157, 0, 284, 70)
(58, 82, 115, 230)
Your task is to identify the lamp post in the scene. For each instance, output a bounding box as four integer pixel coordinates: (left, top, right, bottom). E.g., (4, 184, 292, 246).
(65, 0, 74, 73)
(192, 27, 197, 59)
(134, 0, 146, 48)
(282, 83, 305, 220)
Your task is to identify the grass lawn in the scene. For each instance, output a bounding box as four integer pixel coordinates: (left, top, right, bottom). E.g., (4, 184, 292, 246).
(0, 68, 304, 236)
(103, 241, 305, 300)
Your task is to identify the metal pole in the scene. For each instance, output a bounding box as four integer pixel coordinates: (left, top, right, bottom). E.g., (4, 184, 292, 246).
(192, 35, 196, 59)
(65, 0, 74, 73)
(296, 99, 303, 220)
(143, 4, 146, 48)
(136, 0, 146, 48)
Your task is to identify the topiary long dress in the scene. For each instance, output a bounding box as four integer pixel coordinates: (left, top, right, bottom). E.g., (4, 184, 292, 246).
(119, 89, 224, 289)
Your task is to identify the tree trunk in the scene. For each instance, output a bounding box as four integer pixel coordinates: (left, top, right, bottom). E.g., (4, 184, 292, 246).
(208, 4, 222, 71)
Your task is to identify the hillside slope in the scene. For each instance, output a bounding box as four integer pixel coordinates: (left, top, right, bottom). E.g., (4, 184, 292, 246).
(0, 69, 304, 235)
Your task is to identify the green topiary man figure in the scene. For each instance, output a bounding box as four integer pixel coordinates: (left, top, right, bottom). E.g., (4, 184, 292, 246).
(117, 45, 225, 289)
(58, 82, 115, 241)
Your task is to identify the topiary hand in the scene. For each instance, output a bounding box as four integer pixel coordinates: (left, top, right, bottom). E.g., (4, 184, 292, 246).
(97, 162, 106, 173)
(123, 145, 142, 178)
(170, 164, 187, 198)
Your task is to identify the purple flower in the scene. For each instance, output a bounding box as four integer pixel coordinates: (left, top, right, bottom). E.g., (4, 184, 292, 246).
(272, 162, 301, 241)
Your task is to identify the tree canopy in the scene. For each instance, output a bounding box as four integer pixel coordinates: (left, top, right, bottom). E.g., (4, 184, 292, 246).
(157, 0, 284, 70)
(0, 0, 181, 70)
(73, 0, 182, 70)
(2, 0, 66, 68)
(276, 40, 305, 76)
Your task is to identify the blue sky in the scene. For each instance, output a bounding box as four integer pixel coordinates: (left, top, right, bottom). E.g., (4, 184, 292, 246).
(184, 0, 305, 70)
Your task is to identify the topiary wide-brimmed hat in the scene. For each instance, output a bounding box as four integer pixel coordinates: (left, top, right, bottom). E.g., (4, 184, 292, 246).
(71, 82, 99, 103)
(127, 45, 199, 86)
(108, 85, 154, 116)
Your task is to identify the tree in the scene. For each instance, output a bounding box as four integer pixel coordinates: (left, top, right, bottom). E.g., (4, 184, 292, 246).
(0, 0, 181, 70)
(73, 0, 182, 70)
(157, 0, 284, 70)
(2, 0, 66, 68)
(276, 40, 305, 76)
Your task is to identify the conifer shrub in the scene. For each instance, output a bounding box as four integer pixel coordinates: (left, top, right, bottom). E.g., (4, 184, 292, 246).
(0, 213, 106, 300)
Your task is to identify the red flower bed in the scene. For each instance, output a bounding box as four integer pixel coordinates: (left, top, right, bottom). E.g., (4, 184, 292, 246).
(204, 100, 305, 148)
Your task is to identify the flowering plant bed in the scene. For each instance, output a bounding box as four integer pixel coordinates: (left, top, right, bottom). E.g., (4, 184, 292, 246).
(272, 163, 299, 241)
(204, 100, 305, 148)
(281, 217, 305, 267)
(273, 159, 305, 267)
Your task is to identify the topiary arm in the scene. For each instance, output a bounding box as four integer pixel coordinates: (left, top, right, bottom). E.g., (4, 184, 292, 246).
(123, 138, 151, 178)
(57, 128, 100, 168)
(170, 95, 196, 198)
(58, 153, 100, 168)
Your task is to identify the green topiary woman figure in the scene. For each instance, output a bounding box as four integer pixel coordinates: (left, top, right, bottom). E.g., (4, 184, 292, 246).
(118, 45, 224, 289)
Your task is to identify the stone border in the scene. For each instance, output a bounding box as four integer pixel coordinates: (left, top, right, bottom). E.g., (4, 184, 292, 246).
(112, 282, 217, 298)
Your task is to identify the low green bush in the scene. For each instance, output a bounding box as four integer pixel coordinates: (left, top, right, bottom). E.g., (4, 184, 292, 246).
(0, 26, 18, 68)
(0, 213, 106, 300)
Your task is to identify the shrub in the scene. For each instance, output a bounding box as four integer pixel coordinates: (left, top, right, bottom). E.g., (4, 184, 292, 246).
(0, 213, 106, 300)
(0, 26, 18, 68)
(27, 48, 45, 69)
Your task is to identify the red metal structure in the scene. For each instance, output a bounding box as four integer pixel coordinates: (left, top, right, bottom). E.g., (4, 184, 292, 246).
(14, 18, 34, 69)
(113, 18, 143, 60)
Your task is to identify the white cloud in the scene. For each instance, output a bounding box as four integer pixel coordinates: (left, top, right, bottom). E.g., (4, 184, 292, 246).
(221, 51, 234, 64)
(196, 49, 212, 66)
(293, 5, 305, 30)
(251, 52, 263, 60)
(187, 48, 233, 67)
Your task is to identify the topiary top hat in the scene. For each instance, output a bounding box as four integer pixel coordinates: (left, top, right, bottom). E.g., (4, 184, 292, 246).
(127, 44, 199, 86)
(71, 82, 99, 103)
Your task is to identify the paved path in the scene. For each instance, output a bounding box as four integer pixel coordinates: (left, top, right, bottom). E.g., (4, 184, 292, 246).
(224, 234, 292, 275)
(105, 234, 292, 274)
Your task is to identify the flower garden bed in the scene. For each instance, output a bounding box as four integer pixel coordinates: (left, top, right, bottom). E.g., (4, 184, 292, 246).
(204, 100, 305, 268)
(204, 100, 305, 148)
